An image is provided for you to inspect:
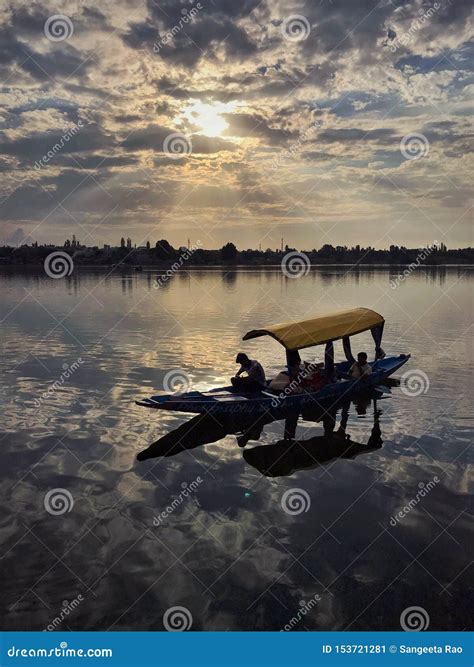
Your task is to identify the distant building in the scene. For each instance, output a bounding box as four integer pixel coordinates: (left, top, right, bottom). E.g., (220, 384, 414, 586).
(63, 235, 83, 249)
(126, 238, 132, 249)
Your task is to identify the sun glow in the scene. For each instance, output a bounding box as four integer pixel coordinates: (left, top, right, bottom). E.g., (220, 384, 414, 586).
(182, 101, 237, 137)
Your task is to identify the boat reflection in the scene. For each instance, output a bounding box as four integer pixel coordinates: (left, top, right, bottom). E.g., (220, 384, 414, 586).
(244, 399, 383, 478)
(137, 391, 389, 477)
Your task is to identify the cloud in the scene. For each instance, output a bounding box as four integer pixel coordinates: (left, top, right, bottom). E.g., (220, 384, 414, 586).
(222, 112, 294, 144)
(121, 124, 236, 154)
(0, 0, 471, 248)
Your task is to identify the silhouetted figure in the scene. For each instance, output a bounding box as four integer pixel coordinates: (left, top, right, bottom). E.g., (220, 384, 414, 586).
(231, 353, 266, 391)
(349, 352, 372, 379)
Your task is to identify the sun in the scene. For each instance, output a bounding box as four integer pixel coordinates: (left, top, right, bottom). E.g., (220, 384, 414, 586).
(182, 100, 237, 137)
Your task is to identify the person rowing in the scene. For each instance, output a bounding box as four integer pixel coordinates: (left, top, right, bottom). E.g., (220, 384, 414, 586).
(231, 353, 266, 391)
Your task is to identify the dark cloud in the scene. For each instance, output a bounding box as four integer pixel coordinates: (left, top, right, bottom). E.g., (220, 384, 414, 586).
(316, 128, 398, 144)
(8, 5, 47, 35)
(55, 155, 139, 169)
(0, 26, 93, 81)
(0, 124, 115, 162)
(222, 112, 294, 144)
(123, 0, 263, 67)
(121, 124, 236, 154)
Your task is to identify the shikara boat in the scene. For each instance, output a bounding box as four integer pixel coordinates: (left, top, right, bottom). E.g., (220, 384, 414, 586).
(136, 307, 410, 416)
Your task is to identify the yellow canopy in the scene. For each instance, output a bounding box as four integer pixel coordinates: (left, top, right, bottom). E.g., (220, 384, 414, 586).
(242, 307, 384, 351)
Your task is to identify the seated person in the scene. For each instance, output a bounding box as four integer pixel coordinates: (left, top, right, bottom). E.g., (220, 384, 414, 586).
(270, 361, 326, 394)
(349, 352, 372, 380)
(231, 353, 266, 391)
(301, 362, 325, 391)
(269, 371, 291, 391)
(268, 357, 303, 392)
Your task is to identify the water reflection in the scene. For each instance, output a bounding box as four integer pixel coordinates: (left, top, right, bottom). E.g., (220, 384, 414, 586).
(137, 393, 386, 478)
(1, 267, 472, 631)
(244, 400, 383, 478)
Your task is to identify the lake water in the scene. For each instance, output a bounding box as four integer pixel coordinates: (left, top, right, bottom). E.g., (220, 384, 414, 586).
(1, 266, 472, 631)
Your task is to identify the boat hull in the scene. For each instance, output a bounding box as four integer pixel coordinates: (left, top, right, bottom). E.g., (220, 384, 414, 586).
(136, 354, 410, 416)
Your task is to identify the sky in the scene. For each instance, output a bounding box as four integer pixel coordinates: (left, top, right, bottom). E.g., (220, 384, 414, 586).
(0, 0, 472, 250)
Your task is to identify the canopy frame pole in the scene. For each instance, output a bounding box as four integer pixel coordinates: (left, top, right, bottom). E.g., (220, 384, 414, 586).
(342, 336, 355, 364)
(324, 341, 335, 382)
(371, 323, 386, 360)
(286, 349, 301, 372)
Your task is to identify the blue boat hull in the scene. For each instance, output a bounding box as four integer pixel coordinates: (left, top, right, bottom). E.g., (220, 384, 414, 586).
(136, 354, 410, 416)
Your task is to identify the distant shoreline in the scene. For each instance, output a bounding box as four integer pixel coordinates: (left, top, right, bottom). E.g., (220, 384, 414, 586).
(1, 262, 473, 271)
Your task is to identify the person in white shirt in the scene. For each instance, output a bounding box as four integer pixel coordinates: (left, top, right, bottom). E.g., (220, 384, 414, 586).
(232, 353, 266, 391)
(349, 352, 372, 380)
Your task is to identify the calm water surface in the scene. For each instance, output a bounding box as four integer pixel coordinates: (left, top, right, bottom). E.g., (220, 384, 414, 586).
(1, 267, 472, 631)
